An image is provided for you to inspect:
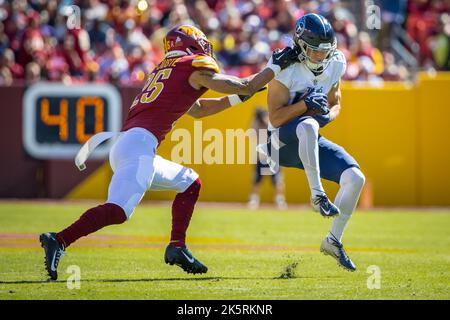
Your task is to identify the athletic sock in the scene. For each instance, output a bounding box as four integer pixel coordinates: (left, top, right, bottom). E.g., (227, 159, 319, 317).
(170, 178, 202, 247)
(57, 203, 127, 248)
(329, 168, 365, 242)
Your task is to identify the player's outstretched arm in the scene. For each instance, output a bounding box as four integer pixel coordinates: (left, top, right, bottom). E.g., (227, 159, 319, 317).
(267, 79, 309, 128)
(189, 47, 298, 96)
(189, 68, 272, 96)
(187, 97, 231, 118)
(188, 87, 267, 118)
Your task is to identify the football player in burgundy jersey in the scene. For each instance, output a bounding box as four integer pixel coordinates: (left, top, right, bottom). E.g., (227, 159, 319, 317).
(40, 25, 298, 280)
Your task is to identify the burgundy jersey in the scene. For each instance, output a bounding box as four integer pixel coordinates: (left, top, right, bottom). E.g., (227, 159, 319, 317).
(122, 54, 219, 143)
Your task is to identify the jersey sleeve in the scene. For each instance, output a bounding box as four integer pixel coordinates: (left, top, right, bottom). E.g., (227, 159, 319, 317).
(191, 55, 220, 73)
(274, 65, 293, 89)
(334, 50, 347, 80)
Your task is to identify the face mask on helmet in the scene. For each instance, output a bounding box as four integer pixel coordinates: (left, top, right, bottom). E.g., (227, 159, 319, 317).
(193, 37, 213, 57)
(296, 38, 336, 72)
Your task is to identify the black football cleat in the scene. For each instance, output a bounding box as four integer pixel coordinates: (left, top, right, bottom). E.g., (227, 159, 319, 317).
(164, 244, 208, 274)
(39, 232, 65, 280)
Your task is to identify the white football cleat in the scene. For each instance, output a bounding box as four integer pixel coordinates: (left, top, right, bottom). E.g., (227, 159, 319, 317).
(320, 236, 356, 272)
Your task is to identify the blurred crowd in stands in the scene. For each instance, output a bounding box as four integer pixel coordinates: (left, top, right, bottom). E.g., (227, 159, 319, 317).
(0, 0, 449, 86)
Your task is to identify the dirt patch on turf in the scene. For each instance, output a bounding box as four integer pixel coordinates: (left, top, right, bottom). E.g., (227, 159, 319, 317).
(277, 261, 299, 279)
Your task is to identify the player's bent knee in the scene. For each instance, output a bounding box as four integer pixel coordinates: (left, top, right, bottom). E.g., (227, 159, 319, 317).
(296, 118, 319, 136)
(352, 168, 365, 190)
(107, 191, 145, 220)
(341, 167, 365, 190)
(123, 194, 143, 219)
(183, 177, 202, 195)
(108, 200, 135, 220)
(192, 176, 202, 189)
(104, 203, 128, 224)
(175, 168, 201, 194)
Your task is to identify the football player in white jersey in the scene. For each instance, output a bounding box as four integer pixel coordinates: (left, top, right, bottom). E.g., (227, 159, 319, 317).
(260, 14, 366, 271)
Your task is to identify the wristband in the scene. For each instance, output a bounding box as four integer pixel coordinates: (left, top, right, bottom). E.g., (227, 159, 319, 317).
(227, 94, 243, 106)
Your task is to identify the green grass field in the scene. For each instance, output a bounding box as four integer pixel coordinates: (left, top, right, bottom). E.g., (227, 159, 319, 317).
(0, 202, 449, 300)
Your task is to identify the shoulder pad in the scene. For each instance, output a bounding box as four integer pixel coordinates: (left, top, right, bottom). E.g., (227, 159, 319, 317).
(191, 55, 219, 73)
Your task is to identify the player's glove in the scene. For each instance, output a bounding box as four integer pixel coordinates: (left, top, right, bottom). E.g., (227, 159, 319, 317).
(313, 113, 332, 128)
(266, 46, 299, 76)
(228, 87, 267, 106)
(304, 92, 330, 115)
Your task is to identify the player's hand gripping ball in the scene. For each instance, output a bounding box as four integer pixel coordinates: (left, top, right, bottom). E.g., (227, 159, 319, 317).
(304, 92, 329, 115)
(293, 87, 329, 116)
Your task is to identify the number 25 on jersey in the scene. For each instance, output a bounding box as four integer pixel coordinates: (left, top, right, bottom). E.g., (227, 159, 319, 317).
(131, 68, 172, 108)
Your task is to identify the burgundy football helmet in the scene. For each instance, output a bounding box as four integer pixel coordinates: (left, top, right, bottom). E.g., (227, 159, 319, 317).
(163, 25, 213, 57)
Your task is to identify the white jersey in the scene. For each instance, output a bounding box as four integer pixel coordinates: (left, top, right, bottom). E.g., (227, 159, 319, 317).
(268, 49, 347, 130)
